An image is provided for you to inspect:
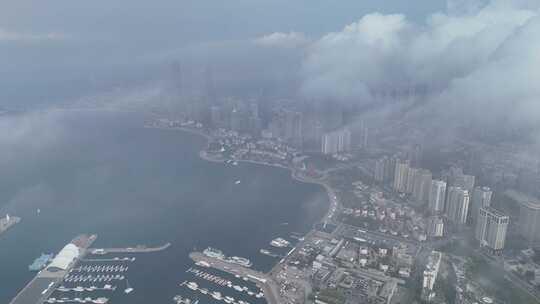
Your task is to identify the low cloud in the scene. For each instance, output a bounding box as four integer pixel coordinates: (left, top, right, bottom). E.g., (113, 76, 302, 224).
(254, 31, 309, 48)
(299, 0, 540, 136)
(0, 28, 67, 42)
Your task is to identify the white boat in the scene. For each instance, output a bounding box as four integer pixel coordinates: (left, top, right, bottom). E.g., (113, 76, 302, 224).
(211, 291, 223, 300)
(203, 247, 225, 259)
(235, 180, 241, 185)
(270, 238, 290, 248)
(186, 282, 198, 290)
(226, 256, 252, 267)
(195, 261, 210, 268)
(233, 285, 243, 292)
(124, 279, 134, 294)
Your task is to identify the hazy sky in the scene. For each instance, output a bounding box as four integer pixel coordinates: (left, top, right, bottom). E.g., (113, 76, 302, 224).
(0, 0, 446, 105)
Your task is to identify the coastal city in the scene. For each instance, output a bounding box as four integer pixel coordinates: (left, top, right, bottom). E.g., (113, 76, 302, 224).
(140, 92, 540, 304)
(2, 1, 540, 304)
(4, 92, 540, 304)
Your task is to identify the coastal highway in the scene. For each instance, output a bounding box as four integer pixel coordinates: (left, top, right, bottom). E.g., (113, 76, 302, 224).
(189, 252, 282, 304)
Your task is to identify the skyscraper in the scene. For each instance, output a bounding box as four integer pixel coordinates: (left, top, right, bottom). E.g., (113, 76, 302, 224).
(475, 207, 509, 253)
(413, 169, 432, 203)
(374, 157, 386, 183)
(471, 186, 493, 224)
(453, 173, 476, 193)
(429, 180, 447, 213)
(427, 216, 444, 238)
(505, 190, 540, 244)
(406, 167, 419, 194)
(321, 128, 351, 155)
(446, 187, 470, 225)
(518, 199, 540, 244)
(393, 160, 410, 193)
(284, 110, 303, 147)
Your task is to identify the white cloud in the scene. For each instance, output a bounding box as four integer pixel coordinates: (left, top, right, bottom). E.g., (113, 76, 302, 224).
(253, 31, 309, 48)
(300, 0, 540, 131)
(0, 28, 67, 42)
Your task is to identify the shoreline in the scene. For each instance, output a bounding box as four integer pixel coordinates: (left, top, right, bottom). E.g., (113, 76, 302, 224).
(148, 125, 337, 222)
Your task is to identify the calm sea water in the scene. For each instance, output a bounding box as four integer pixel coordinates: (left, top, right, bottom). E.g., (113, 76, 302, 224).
(0, 110, 328, 304)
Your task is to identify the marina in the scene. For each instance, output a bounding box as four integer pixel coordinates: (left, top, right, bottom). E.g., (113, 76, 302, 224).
(203, 247, 253, 268)
(180, 281, 254, 304)
(0, 114, 327, 304)
(173, 295, 199, 304)
(185, 267, 264, 299)
(189, 252, 281, 304)
(56, 285, 117, 292)
(70, 265, 129, 273)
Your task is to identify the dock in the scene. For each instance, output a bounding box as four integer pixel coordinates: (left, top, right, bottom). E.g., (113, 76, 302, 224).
(88, 242, 171, 254)
(189, 252, 282, 304)
(9, 234, 97, 304)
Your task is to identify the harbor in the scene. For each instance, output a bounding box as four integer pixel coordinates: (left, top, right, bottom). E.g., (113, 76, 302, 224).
(9, 234, 97, 304)
(9, 233, 173, 304)
(0, 115, 327, 304)
(189, 251, 280, 304)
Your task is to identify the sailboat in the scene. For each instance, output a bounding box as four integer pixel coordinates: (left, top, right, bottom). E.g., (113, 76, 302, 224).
(124, 279, 134, 294)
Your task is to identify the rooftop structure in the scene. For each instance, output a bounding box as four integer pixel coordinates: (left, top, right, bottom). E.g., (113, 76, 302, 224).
(47, 244, 80, 271)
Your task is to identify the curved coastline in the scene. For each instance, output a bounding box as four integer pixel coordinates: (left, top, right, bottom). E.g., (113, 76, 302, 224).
(146, 125, 336, 223)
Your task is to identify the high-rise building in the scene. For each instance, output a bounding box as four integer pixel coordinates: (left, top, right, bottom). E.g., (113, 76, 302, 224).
(413, 169, 432, 203)
(393, 160, 410, 193)
(471, 186, 493, 224)
(230, 107, 246, 132)
(422, 251, 442, 301)
(406, 168, 418, 194)
(427, 216, 444, 238)
(446, 187, 470, 225)
(374, 158, 386, 183)
(475, 207, 509, 253)
(505, 190, 540, 244)
(284, 110, 303, 147)
(385, 156, 397, 185)
(360, 126, 369, 149)
(407, 144, 423, 167)
(429, 180, 447, 213)
(453, 174, 476, 193)
(321, 128, 351, 155)
(210, 106, 222, 128)
(518, 200, 540, 244)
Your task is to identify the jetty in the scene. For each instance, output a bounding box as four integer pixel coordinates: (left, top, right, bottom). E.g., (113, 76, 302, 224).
(88, 242, 171, 254)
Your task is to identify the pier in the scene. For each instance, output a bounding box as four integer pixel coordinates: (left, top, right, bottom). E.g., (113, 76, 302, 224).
(88, 242, 171, 254)
(189, 252, 282, 304)
(9, 234, 97, 304)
